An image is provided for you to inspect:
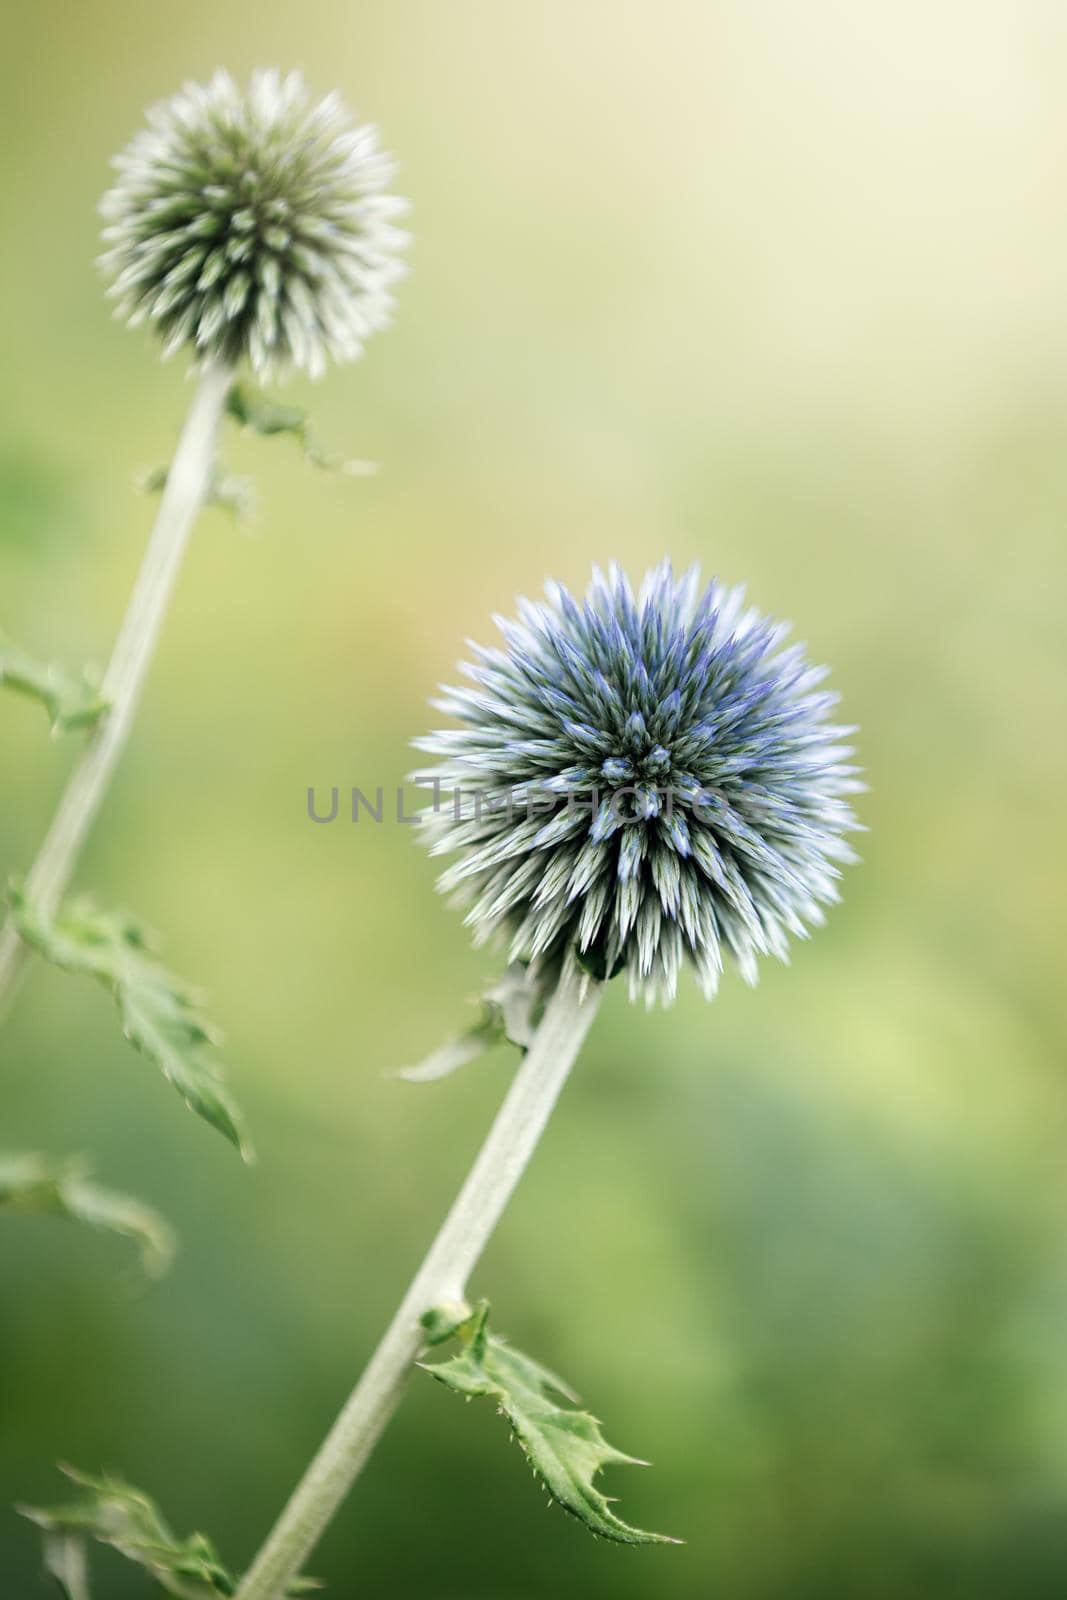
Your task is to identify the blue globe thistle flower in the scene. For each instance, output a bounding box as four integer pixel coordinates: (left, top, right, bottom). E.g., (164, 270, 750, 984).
(415, 562, 861, 1006)
(100, 70, 408, 379)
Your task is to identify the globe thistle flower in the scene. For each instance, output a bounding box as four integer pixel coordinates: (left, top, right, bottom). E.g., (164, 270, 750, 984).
(415, 562, 861, 1006)
(100, 69, 408, 379)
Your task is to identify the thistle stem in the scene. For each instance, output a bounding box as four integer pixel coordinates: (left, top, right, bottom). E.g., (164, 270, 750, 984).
(235, 965, 603, 1600)
(0, 361, 233, 1017)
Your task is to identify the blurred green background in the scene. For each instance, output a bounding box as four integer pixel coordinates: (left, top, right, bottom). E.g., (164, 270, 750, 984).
(3, 1, 1067, 1595)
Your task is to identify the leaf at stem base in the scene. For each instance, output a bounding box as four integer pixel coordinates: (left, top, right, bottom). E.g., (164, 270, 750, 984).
(0, 633, 107, 734)
(226, 383, 374, 475)
(20, 1467, 320, 1598)
(0, 1151, 175, 1277)
(420, 1300, 680, 1546)
(10, 887, 253, 1161)
(396, 963, 550, 1083)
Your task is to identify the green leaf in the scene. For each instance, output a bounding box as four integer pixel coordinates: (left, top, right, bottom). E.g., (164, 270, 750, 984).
(397, 963, 548, 1083)
(0, 1151, 175, 1277)
(226, 382, 375, 474)
(10, 888, 253, 1161)
(142, 464, 255, 524)
(20, 1468, 319, 1598)
(41, 1528, 91, 1600)
(420, 1301, 680, 1546)
(0, 633, 107, 733)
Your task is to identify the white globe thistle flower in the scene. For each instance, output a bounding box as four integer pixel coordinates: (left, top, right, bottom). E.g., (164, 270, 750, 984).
(415, 562, 862, 1007)
(100, 69, 409, 379)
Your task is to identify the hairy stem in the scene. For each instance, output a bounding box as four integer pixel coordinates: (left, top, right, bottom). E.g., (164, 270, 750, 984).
(235, 965, 603, 1600)
(0, 361, 233, 1016)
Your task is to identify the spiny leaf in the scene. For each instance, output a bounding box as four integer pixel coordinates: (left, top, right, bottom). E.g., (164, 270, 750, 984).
(20, 1468, 320, 1598)
(10, 888, 253, 1161)
(420, 1301, 679, 1546)
(142, 464, 256, 524)
(0, 633, 107, 733)
(0, 1152, 175, 1278)
(226, 382, 375, 475)
(396, 963, 548, 1083)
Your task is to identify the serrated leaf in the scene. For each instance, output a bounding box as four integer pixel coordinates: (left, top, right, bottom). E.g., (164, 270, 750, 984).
(142, 464, 255, 524)
(397, 963, 548, 1083)
(0, 633, 107, 733)
(420, 1301, 679, 1546)
(226, 382, 375, 475)
(10, 888, 253, 1161)
(20, 1468, 319, 1599)
(0, 1151, 175, 1277)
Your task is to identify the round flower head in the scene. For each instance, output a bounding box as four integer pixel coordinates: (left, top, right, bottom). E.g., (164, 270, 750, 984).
(100, 69, 408, 379)
(415, 563, 861, 1006)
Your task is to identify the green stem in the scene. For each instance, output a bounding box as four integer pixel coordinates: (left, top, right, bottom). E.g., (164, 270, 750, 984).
(235, 964, 603, 1600)
(0, 361, 233, 1017)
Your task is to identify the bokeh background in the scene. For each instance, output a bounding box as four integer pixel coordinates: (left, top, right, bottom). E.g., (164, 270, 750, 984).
(3, 1, 1067, 1595)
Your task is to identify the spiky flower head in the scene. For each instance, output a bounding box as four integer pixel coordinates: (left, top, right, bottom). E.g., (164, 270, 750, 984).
(100, 69, 408, 379)
(415, 562, 861, 1006)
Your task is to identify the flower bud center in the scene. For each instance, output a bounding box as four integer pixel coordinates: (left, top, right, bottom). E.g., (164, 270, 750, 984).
(600, 742, 673, 794)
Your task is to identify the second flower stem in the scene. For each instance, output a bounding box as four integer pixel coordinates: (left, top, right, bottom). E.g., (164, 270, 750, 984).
(235, 964, 603, 1600)
(0, 360, 233, 1018)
